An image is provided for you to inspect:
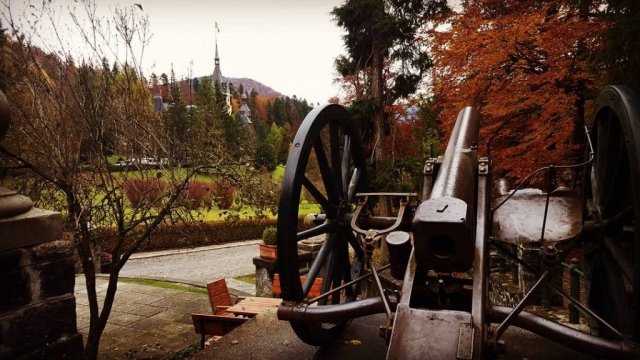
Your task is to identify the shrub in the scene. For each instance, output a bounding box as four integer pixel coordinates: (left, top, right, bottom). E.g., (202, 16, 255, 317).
(122, 179, 166, 207)
(177, 181, 214, 210)
(99, 217, 306, 253)
(100, 252, 112, 263)
(262, 226, 277, 245)
(212, 181, 235, 210)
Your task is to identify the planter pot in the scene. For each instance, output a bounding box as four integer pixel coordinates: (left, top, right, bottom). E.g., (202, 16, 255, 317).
(259, 243, 278, 260)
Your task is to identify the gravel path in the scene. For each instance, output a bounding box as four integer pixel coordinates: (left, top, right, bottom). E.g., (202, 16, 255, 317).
(120, 240, 261, 285)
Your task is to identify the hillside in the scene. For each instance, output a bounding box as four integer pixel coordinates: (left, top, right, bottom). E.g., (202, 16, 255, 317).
(194, 76, 283, 98)
(225, 77, 283, 98)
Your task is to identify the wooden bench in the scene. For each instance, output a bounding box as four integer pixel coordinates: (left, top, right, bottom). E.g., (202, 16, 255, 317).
(272, 274, 324, 298)
(191, 314, 248, 349)
(206, 279, 239, 316)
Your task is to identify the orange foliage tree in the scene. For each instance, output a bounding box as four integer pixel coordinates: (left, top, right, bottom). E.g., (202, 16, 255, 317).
(429, 0, 605, 182)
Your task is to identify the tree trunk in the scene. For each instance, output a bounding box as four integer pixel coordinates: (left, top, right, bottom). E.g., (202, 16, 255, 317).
(371, 43, 390, 265)
(66, 190, 112, 360)
(84, 270, 119, 360)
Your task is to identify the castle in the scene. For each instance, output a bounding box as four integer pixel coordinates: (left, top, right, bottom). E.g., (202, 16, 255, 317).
(212, 36, 252, 124)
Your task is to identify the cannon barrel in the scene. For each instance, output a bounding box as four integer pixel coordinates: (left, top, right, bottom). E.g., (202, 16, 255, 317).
(413, 107, 480, 271)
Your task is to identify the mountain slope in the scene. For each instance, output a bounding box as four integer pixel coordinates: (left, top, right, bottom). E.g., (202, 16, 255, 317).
(196, 75, 283, 98)
(225, 77, 283, 98)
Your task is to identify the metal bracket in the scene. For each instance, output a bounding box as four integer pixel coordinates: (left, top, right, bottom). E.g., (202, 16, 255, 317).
(422, 158, 438, 201)
(424, 158, 437, 175)
(457, 323, 475, 359)
(478, 157, 490, 175)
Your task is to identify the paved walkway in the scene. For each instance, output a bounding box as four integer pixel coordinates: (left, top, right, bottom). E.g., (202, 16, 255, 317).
(121, 240, 261, 292)
(75, 276, 213, 359)
(75, 240, 264, 358)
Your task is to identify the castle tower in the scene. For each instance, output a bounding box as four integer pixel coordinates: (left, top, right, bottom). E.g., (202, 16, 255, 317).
(239, 90, 252, 124)
(212, 33, 232, 114)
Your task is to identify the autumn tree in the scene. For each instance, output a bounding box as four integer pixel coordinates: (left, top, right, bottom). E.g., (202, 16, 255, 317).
(429, 0, 604, 181)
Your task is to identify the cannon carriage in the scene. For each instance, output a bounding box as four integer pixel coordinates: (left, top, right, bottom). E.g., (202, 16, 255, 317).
(274, 86, 640, 359)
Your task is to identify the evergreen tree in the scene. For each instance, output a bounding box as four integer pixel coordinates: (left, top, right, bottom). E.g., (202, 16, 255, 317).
(266, 100, 274, 124)
(159, 72, 169, 101)
(278, 122, 292, 165)
(111, 62, 119, 76)
(169, 66, 182, 104)
(192, 77, 200, 93)
(256, 123, 281, 170)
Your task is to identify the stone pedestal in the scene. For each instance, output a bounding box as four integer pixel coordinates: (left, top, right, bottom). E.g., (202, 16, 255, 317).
(0, 208, 83, 359)
(253, 250, 315, 297)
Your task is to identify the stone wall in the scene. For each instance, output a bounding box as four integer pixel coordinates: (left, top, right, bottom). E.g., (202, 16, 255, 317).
(0, 209, 83, 359)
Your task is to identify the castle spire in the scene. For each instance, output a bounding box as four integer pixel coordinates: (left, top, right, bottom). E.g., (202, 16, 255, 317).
(211, 22, 232, 114)
(213, 35, 223, 84)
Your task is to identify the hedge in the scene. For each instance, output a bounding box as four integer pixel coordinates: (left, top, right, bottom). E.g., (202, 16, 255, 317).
(100, 217, 306, 253)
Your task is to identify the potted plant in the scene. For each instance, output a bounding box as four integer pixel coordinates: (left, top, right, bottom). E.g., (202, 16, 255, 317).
(100, 252, 113, 273)
(259, 227, 278, 260)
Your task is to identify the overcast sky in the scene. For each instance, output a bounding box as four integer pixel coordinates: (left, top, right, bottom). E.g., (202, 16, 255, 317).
(5, 0, 461, 104)
(142, 0, 346, 104)
(5, 0, 346, 104)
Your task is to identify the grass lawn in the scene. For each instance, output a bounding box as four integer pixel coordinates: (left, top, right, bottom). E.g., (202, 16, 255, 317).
(234, 274, 257, 285)
(187, 202, 320, 222)
(117, 277, 207, 295)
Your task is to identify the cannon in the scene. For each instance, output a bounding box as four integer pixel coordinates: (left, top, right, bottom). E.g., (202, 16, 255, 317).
(274, 85, 640, 359)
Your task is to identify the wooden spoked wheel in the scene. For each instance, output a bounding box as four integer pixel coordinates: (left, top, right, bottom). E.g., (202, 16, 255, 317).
(276, 104, 368, 346)
(583, 85, 640, 341)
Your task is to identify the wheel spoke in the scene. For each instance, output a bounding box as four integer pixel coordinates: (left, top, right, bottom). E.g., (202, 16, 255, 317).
(347, 167, 361, 203)
(342, 135, 351, 199)
(344, 227, 364, 258)
(330, 241, 346, 305)
(603, 235, 634, 283)
(301, 176, 333, 216)
(597, 112, 622, 210)
(314, 137, 339, 205)
(603, 205, 634, 231)
(341, 243, 353, 298)
(329, 122, 344, 200)
(600, 251, 632, 336)
(297, 221, 335, 241)
(303, 232, 336, 297)
(602, 148, 629, 217)
(319, 244, 339, 305)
